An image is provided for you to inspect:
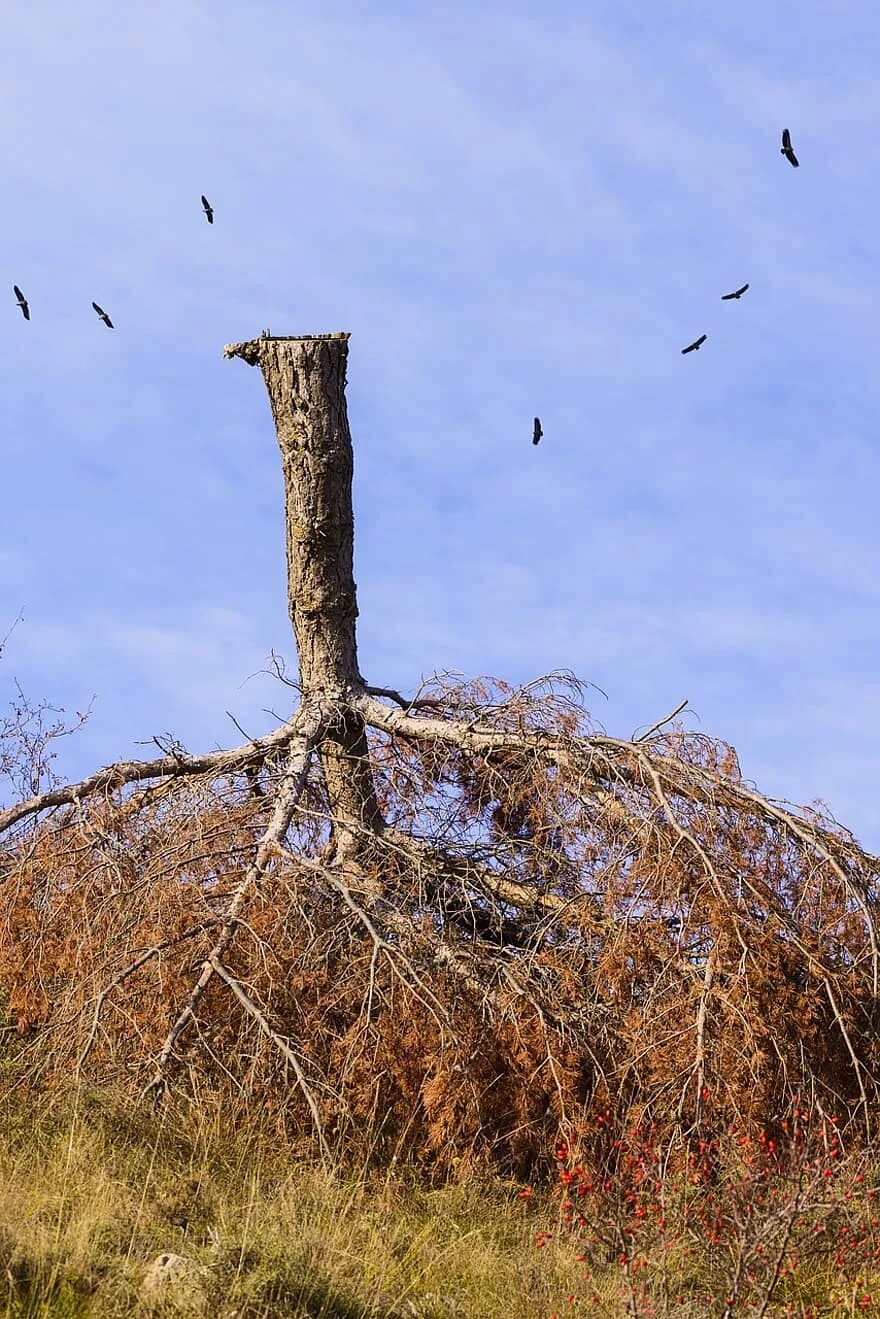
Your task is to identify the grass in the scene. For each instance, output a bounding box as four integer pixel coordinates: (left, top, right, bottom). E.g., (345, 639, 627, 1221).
(3, 1077, 880, 1316)
(0, 1077, 586, 1318)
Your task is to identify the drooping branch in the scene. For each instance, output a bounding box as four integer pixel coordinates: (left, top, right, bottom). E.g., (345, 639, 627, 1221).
(142, 703, 326, 1102)
(0, 712, 306, 839)
(356, 691, 880, 892)
(208, 956, 332, 1161)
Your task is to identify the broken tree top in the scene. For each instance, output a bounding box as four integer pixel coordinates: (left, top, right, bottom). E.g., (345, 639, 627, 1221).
(223, 331, 352, 361)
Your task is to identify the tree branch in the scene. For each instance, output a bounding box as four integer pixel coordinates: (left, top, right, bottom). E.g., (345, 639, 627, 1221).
(209, 956, 332, 1161)
(0, 712, 307, 838)
(141, 705, 327, 1104)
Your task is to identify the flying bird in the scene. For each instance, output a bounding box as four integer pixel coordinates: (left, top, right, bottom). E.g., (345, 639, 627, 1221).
(721, 283, 749, 301)
(681, 334, 707, 355)
(533, 417, 543, 446)
(13, 286, 29, 320)
(781, 129, 799, 168)
(92, 302, 114, 328)
(201, 194, 214, 224)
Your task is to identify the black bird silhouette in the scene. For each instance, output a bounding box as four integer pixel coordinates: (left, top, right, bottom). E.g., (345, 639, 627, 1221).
(721, 283, 749, 301)
(781, 129, 799, 168)
(92, 302, 114, 328)
(533, 417, 543, 446)
(681, 334, 707, 355)
(201, 194, 214, 224)
(13, 286, 29, 320)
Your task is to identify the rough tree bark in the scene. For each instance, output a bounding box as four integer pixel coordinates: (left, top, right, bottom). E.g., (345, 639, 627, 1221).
(224, 333, 384, 862)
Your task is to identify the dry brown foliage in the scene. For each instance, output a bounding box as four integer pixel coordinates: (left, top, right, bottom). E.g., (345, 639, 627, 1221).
(2, 669, 878, 1182)
(2, 334, 878, 1188)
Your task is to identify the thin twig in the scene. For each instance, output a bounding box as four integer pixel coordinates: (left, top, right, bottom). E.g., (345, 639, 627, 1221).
(209, 956, 331, 1162)
(633, 699, 689, 743)
(76, 919, 222, 1071)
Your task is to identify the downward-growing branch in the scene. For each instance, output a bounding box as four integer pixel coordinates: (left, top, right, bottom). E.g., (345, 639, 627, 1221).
(356, 691, 880, 918)
(142, 704, 326, 1102)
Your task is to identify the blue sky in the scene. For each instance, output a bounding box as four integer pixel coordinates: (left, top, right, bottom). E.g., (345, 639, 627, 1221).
(3, 0, 880, 849)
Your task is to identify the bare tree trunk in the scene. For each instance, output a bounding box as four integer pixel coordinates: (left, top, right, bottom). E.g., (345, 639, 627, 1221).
(224, 333, 384, 858)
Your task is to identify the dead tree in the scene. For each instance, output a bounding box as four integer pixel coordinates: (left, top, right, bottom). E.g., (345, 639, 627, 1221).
(2, 332, 880, 1176)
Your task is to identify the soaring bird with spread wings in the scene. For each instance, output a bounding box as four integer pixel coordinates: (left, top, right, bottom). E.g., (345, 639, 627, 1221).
(681, 334, 707, 355)
(722, 283, 749, 301)
(92, 302, 114, 328)
(533, 417, 543, 446)
(13, 286, 29, 320)
(781, 129, 799, 167)
(201, 195, 214, 224)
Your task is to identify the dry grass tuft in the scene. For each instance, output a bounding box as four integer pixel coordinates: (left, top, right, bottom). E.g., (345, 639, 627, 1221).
(0, 1078, 584, 1318)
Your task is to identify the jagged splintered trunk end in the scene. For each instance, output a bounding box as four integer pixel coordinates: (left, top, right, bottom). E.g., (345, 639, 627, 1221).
(224, 333, 384, 857)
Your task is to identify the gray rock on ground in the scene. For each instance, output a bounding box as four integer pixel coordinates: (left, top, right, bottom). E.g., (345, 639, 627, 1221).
(140, 1251, 211, 1313)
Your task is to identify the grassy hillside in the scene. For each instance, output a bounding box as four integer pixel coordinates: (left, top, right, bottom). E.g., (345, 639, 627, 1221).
(0, 1077, 570, 1318)
(2, 1076, 880, 1317)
